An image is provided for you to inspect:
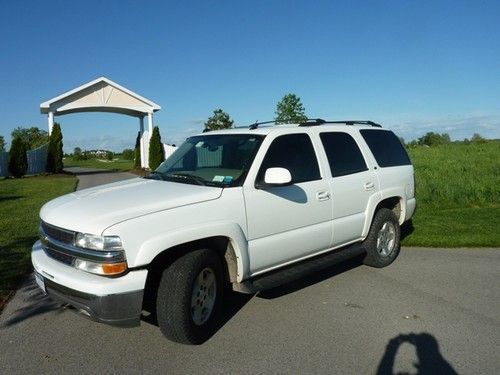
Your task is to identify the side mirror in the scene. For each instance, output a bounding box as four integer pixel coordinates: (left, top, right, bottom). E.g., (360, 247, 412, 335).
(263, 167, 292, 186)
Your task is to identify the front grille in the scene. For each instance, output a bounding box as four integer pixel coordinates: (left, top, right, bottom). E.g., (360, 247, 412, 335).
(41, 221, 75, 245)
(45, 247, 75, 266)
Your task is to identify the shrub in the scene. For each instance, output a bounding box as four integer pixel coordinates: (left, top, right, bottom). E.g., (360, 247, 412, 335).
(46, 123, 64, 173)
(149, 126, 165, 170)
(8, 136, 28, 178)
(122, 148, 134, 160)
(134, 132, 141, 168)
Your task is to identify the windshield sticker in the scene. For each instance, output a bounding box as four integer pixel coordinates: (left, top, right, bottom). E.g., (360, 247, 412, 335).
(212, 175, 225, 182)
(223, 176, 233, 184)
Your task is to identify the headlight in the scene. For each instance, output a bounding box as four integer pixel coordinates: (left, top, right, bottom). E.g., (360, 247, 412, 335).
(75, 233, 123, 251)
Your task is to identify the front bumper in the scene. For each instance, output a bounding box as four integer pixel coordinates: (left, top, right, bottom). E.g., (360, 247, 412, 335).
(32, 240, 147, 327)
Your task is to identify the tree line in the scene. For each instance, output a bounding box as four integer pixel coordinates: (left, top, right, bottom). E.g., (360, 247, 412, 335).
(0, 92, 492, 176)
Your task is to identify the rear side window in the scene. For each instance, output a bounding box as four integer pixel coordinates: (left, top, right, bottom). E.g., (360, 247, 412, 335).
(320, 132, 368, 177)
(360, 129, 411, 167)
(258, 133, 321, 183)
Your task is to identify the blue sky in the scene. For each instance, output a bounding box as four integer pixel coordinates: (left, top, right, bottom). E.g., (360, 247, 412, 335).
(0, 0, 499, 151)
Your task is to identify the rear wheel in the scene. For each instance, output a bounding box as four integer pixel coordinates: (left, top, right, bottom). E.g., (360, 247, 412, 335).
(156, 249, 223, 344)
(363, 208, 401, 268)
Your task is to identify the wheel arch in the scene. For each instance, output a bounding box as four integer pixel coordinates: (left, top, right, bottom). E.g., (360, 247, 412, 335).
(362, 195, 405, 238)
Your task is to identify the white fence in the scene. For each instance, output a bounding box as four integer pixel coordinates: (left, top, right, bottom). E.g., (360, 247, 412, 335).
(164, 144, 177, 160)
(0, 143, 49, 177)
(27, 144, 48, 175)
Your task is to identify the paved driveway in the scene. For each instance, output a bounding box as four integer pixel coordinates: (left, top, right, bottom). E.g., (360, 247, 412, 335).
(1, 169, 498, 374)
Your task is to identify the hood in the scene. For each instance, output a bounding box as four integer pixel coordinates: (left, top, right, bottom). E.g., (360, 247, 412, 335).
(40, 178, 223, 234)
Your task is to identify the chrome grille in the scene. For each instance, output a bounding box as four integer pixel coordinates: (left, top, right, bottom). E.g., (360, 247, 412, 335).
(41, 221, 75, 245)
(45, 247, 74, 266)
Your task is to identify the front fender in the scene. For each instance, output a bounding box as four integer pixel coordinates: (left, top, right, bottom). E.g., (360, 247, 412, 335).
(134, 222, 250, 282)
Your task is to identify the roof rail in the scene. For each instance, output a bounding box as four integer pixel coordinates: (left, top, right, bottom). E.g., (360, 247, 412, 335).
(248, 120, 278, 130)
(299, 119, 382, 127)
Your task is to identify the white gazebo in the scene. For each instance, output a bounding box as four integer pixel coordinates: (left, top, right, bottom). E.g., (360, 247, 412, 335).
(40, 76, 161, 168)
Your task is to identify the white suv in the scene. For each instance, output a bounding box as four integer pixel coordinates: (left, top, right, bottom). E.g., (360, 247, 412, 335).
(32, 119, 416, 344)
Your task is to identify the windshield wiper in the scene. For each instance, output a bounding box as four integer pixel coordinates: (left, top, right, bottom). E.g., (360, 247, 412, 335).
(144, 171, 168, 181)
(165, 173, 207, 186)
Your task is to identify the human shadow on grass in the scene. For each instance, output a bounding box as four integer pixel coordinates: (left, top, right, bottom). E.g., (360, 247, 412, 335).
(376, 332, 458, 375)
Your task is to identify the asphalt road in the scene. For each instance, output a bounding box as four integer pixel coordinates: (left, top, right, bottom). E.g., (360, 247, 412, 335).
(1, 169, 498, 374)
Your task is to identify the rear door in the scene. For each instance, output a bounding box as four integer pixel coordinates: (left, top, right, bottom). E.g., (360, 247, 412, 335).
(319, 131, 380, 246)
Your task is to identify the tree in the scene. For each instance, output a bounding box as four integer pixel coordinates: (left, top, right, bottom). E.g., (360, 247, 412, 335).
(73, 147, 82, 160)
(149, 126, 165, 170)
(134, 132, 141, 168)
(274, 93, 307, 124)
(8, 136, 28, 178)
(122, 148, 134, 160)
(46, 123, 64, 173)
(471, 133, 486, 144)
(204, 109, 234, 131)
(11, 127, 49, 149)
(105, 151, 114, 161)
(0, 135, 5, 152)
(417, 132, 451, 147)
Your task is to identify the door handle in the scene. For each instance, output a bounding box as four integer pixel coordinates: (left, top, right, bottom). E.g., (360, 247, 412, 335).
(316, 191, 331, 201)
(364, 182, 375, 190)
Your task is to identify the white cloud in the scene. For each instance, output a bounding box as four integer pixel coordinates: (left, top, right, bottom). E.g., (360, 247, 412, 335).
(384, 114, 500, 141)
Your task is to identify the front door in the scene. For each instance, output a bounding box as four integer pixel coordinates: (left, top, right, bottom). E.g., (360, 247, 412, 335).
(244, 133, 333, 275)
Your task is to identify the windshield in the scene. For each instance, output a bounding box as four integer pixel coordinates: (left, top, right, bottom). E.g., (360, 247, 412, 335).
(146, 134, 264, 187)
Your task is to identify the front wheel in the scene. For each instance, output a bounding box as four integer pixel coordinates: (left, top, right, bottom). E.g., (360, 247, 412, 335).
(362, 208, 401, 268)
(156, 249, 223, 344)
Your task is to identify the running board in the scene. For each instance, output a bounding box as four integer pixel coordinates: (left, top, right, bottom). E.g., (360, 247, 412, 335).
(235, 243, 366, 293)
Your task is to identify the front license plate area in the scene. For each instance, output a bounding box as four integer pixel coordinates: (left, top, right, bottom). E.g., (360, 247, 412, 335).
(35, 273, 46, 294)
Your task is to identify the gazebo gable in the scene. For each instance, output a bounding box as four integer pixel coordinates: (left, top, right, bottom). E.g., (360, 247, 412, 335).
(40, 76, 162, 169)
(40, 77, 161, 117)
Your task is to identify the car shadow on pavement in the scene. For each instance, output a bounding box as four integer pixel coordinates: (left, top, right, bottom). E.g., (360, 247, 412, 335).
(258, 256, 365, 299)
(141, 285, 253, 343)
(0, 275, 65, 328)
(376, 332, 458, 375)
(67, 170, 124, 176)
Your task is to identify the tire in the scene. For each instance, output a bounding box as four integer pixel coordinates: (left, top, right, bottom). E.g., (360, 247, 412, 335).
(156, 249, 223, 344)
(362, 208, 401, 268)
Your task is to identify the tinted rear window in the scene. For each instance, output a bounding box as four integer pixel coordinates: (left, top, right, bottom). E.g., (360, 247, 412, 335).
(320, 132, 368, 177)
(360, 129, 411, 167)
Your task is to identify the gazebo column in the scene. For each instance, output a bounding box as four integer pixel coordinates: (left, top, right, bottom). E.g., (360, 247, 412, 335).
(47, 111, 54, 135)
(147, 112, 153, 134)
(139, 116, 145, 168)
(146, 113, 153, 169)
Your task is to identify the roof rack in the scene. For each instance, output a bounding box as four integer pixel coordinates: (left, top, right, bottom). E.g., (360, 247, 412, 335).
(299, 119, 382, 128)
(247, 120, 280, 130)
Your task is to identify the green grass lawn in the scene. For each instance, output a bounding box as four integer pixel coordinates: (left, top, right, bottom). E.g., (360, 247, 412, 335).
(64, 156, 134, 171)
(401, 140, 500, 247)
(0, 175, 77, 310)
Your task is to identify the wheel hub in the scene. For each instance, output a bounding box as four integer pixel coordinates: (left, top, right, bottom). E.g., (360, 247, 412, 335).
(376, 221, 396, 257)
(191, 267, 217, 326)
